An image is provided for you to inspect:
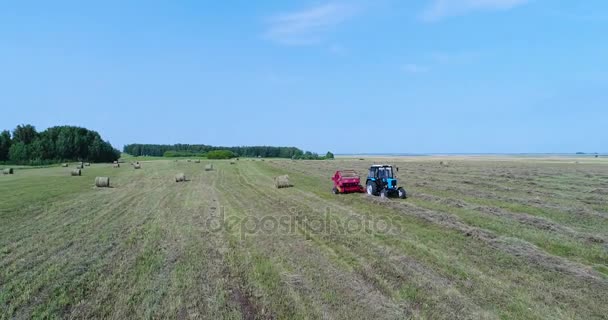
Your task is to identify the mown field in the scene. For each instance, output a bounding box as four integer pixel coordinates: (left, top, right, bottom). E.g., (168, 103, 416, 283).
(1, 157, 607, 319)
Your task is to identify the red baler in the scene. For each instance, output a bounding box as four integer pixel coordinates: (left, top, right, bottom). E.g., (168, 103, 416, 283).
(332, 170, 364, 194)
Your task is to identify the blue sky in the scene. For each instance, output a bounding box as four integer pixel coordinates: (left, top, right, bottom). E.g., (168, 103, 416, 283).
(1, 0, 606, 154)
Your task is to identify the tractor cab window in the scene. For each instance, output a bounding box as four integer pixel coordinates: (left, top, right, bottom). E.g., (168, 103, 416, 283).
(378, 167, 393, 179)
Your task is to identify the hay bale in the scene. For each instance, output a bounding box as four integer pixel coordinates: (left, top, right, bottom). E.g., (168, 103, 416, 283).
(230, 161, 236, 165)
(274, 175, 292, 188)
(3, 168, 14, 175)
(175, 173, 186, 182)
(205, 164, 213, 171)
(194, 160, 201, 163)
(187, 159, 192, 162)
(61, 163, 69, 167)
(76, 163, 84, 169)
(95, 177, 110, 187)
(113, 160, 118, 164)
(113, 163, 120, 168)
(71, 169, 82, 176)
(84, 162, 91, 167)
(134, 163, 141, 169)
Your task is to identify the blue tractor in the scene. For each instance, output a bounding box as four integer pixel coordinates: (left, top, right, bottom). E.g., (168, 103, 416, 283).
(365, 165, 407, 199)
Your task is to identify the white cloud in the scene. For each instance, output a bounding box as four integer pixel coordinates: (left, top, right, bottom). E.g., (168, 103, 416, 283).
(402, 64, 430, 74)
(264, 3, 360, 45)
(421, 0, 529, 22)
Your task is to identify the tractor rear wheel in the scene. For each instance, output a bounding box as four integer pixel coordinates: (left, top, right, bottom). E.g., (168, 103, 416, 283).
(332, 187, 339, 194)
(366, 181, 377, 196)
(397, 187, 407, 199)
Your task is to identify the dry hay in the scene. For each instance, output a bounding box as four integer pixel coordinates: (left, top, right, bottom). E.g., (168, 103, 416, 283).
(194, 160, 201, 163)
(134, 163, 141, 169)
(439, 161, 449, 167)
(175, 173, 186, 182)
(71, 169, 82, 176)
(274, 175, 292, 188)
(61, 163, 69, 167)
(95, 177, 110, 188)
(205, 164, 214, 171)
(3, 168, 14, 175)
(113, 163, 120, 168)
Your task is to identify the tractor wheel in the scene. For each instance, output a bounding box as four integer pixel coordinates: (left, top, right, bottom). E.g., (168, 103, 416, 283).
(380, 189, 388, 199)
(332, 187, 339, 195)
(397, 187, 407, 199)
(366, 181, 377, 196)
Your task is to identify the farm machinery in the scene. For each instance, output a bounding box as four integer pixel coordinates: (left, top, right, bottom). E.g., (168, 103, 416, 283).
(331, 170, 365, 194)
(365, 165, 407, 199)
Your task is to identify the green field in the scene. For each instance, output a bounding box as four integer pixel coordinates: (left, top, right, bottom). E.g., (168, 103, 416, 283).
(1, 157, 607, 319)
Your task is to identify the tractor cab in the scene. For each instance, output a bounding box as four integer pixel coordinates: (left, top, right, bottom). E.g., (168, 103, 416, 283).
(366, 165, 406, 199)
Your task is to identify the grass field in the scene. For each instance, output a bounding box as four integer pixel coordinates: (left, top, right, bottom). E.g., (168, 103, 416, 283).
(1, 157, 607, 319)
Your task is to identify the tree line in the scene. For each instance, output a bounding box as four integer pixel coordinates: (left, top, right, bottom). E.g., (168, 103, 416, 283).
(123, 144, 334, 160)
(0, 124, 120, 165)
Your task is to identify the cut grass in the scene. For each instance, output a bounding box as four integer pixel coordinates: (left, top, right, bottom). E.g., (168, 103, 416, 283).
(1, 157, 607, 319)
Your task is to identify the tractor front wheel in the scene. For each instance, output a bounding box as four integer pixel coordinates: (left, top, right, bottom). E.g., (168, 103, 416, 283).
(380, 189, 388, 199)
(366, 181, 377, 196)
(397, 187, 407, 199)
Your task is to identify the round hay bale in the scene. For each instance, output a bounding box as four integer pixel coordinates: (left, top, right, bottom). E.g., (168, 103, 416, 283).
(175, 173, 186, 182)
(187, 159, 192, 162)
(113, 163, 120, 168)
(205, 164, 213, 171)
(71, 169, 82, 176)
(113, 160, 118, 164)
(274, 175, 291, 188)
(3, 168, 14, 175)
(61, 163, 69, 167)
(84, 162, 91, 167)
(230, 161, 236, 165)
(134, 163, 141, 169)
(95, 177, 110, 188)
(194, 160, 201, 163)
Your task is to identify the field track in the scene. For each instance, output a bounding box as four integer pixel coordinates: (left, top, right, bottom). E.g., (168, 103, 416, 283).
(1, 158, 607, 319)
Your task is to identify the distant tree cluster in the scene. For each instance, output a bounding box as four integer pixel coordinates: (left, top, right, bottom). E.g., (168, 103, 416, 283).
(206, 150, 235, 159)
(0, 124, 120, 165)
(124, 143, 333, 160)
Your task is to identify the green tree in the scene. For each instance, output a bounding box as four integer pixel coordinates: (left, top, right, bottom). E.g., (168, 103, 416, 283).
(8, 142, 29, 162)
(325, 151, 334, 159)
(0, 130, 11, 161)
(12, 124, 38, 144)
